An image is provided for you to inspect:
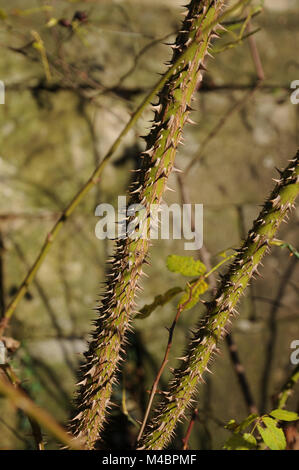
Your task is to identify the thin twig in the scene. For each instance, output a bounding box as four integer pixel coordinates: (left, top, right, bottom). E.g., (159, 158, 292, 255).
(225, 334, 258, 414)
(185, 83, 261, 175)
(0, 366, 82, 449)
(260, 257, 298, 413)
(246, 18, 265, 81)
(136, 278, 203, 443)
(182, 408, 198, 450)
(121, 377, 139, 429)
(200, 82, 288, 92)
(276, 365, 299, 410)
(2, 364, 45, 450)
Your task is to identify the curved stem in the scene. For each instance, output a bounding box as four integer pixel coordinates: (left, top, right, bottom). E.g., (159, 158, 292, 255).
(138, 150, 299, 449)
(0, 368, 82, 450)
(70, 0, 231, 449)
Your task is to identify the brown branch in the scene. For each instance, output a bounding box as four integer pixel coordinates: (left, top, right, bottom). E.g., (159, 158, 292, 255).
(136, 278, 203, 443)
(182, 408, 198, 450)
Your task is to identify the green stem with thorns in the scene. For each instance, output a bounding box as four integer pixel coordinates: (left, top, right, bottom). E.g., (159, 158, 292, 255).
(70, 0, 229, 449)
(138, 150, 299, 449)
(0, 0, 249, 336)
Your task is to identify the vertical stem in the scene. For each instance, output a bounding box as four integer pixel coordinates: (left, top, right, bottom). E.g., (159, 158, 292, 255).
(0, 232, 5, 318)
(137, 278, 203, 443)
(70, 0, 227, 448)
(182, 408, 198, 450)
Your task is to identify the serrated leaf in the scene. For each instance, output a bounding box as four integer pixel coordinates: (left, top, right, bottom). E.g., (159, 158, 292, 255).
(178, 279, 208, 312)
(270, 409, 299, 422)
(223, 432, 257, 450)
(258, 417, 286, 450)
(166, 255, 206, 277)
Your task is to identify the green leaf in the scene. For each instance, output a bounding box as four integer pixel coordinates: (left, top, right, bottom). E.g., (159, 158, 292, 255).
(225, 419, 239, 431)
(270, 409, 299, 422)
(166, 255, 206, 277)
(239, 413, 259, 432)
(136, 287, 182, 319)
(178, 279, 208, 312)
(225, 414, 258, 434)
(257, 417, 286, 450)
(32, 41, 42, 51)
(223, 433, 257, 450)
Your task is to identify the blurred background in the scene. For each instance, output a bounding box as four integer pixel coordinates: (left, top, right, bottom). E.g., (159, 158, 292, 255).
(0, 0, 298, 449)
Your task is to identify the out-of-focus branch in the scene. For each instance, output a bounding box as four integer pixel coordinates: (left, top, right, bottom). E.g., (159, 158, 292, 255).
(2, 365, 45, 450)
(137, 277, 205, 443)
(246, 16, 265, 81)
(0, 366, 83, 449)
(185, 83, 261, 175)
(276, 365, 299, 410)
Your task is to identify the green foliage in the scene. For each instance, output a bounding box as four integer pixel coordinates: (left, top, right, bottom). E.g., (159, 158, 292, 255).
(225, 414, 258, 433)
(257, 417, 286, 451)
(137, 254, 208, 318)
(136, 287, 183, 319)
(270, 409, 299, 422)
(271, 239, 299, 259)
(223, 433, 257, 450)
(166, 254, 206, 277)
(224, 408, 299, 451)
(178, 279, 208, 312)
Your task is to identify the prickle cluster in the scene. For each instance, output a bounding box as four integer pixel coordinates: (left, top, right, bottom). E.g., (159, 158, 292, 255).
(138, 150, 299, 449)
(70, 0, 225, 448)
